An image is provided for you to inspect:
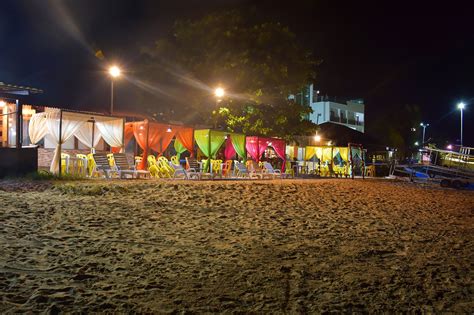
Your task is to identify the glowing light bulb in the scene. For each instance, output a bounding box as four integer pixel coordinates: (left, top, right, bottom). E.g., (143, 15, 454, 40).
(214, 87, 225, 98)
(109, 66, 121, 78)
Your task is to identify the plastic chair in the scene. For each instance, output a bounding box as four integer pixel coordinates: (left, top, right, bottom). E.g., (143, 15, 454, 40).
(107, 153, 115, 167)
(86, 153, 97, 177)
(134, 156, 143, 169)
(222, 160, 233, 178)
(210, 159, 223, 178)
(147, 155, 160, 178)
(157, 156, 174, 178)
(285, 161, 295, 178)
(61, 153, 70, 174)
(76, 154, 88, 177)
(170, 155, 180, 166)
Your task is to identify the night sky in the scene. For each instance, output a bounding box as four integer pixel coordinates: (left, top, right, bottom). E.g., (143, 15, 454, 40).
(1, 0, 473, 145)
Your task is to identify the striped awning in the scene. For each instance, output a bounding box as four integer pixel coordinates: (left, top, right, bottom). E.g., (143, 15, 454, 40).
(0, 81, 43, 95)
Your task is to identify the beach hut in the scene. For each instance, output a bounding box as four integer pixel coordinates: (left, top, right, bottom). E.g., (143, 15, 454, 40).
(28, 108, 125, 175)
(124, 120, 194, 169)
(194, 129, 246, 172)
(245, 136, 286, 170)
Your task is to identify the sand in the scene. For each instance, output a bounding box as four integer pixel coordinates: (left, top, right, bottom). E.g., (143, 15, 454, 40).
(0, 178, 473, 313)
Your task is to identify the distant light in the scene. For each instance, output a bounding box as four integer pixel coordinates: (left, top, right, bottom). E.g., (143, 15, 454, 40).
(447, 144, 453, 150)
(0, 100, 5, 108)
(109, 66, 121, 78)
(457, 102, 465, 110)
(316, 90, 320, 94)
(420, 122, 429, 127)
(414, 141, 419, 146)
(314, 134, 321, 142)
(420, 122, 424, 127)
(411, 127, 416, 132)
(166, 127, 172, 133)
(214, 87, 225, 98)
(327, 141, 332, 146)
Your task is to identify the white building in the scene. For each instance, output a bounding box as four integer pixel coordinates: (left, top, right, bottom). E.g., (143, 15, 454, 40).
(301, 84, 365, 133)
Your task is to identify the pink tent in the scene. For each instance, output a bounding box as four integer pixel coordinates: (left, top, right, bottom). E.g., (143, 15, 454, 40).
(245, 136, 286, 170)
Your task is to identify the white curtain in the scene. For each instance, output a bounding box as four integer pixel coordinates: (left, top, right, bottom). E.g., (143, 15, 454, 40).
(75, 122, 102, 149)
(96, 119, 123, 149)
(46, 110, 86, 174)
(28, 112, 49, 144)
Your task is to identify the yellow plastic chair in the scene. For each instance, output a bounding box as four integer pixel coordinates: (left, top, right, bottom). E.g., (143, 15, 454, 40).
(76, 154, 88, 177)
(61, 153, 70, 174)
(157, 156, 174, 178)
(170, 155, 180, 166)
(211, 159, 223, 178)
(107, 153, 115, 167)
(86, 153, 97, 177)
(285, 161, 295, 178)
(320, 165, 330, 177)
(147, 155, 160, 178)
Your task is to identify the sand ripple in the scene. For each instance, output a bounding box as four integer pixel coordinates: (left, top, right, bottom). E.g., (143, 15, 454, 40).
(0, 179, 473, 312)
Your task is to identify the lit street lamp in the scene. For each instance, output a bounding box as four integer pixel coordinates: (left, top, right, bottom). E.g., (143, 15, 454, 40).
(108, 66, 121, 114)
(213, 87, 225, 128)
(457, 102, 465, 146)
(414, 141, 419, 146)
(419, 122, 429, 145)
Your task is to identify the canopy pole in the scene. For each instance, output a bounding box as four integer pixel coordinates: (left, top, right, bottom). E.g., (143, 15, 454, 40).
(330, 146, 333, 178)
(257, 137, 259, 163)
(15, 99, 22, 148)
(121, 118, 125, 153)
(58, 110, 63, 177)
(145, 120, 149, 160)
(349, 145, 354, 179)
(208, 129, 211, 172)
(91, 121, 95, 153)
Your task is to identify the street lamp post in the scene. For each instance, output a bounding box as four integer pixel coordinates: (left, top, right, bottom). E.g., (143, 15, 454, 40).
(419, 122, 429, 146)
(457, 102, 465, 146)
(214, 87, 225, 129)
(108, 66, 121, 115)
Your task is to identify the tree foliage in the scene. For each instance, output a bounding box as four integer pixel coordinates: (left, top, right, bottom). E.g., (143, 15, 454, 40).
(370, 104, 422, 156)
(140, 10, 319, 138)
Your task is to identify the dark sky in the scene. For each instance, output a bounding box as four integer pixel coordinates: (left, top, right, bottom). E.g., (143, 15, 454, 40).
(1, 0, 473, 145)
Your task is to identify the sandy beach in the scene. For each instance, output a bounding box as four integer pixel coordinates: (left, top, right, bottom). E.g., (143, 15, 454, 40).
(0, 178, 473, 313)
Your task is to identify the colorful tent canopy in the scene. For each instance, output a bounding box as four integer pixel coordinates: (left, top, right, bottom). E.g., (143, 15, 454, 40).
(28, 109, 125, 174)
(194, 129, 227, 172)
(224, 133, 246, 160)
(125, 120, 193, 169)
(304, 146, 349, 162)
(245, 136, 286, 170)
(194, 129, 247, 171)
